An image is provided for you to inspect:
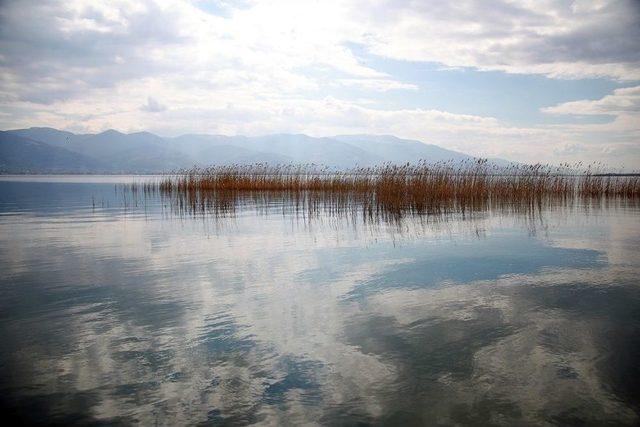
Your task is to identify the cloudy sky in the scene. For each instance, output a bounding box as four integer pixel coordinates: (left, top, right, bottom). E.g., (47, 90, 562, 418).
(1, 0, 639, 167)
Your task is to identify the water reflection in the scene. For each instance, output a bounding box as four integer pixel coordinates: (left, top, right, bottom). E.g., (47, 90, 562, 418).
(0, 177, 639, 425)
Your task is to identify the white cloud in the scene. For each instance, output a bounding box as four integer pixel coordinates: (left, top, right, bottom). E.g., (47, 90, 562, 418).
(353, 0, 640, 80)
(335, 78, 419, 92)
(0, 0, 639, 167)
(542, 86, 640, 115)
(140, 96, 167, 112)
(540, 87, 640, 169)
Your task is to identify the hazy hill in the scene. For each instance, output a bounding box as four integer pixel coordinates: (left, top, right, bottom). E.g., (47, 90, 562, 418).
(222, 134, 382, 167)
(333, 135, 470, 164)
(0, 131, 105, 173)
(2, 128, 498, 173)
(334, 135, 511, 166)
(163, 134, 381, 166)
(65, 130, 194, 172)
(164, 135, 292, 165)
(7, 127, 88, 147)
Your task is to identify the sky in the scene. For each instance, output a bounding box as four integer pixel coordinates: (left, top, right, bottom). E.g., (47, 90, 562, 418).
(0, 0, 639, 168)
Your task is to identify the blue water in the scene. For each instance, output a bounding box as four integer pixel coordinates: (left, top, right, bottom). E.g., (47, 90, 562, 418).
(0, 176, 639, 425)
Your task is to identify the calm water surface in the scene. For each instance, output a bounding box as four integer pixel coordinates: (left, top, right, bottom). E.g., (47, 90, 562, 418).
(0, 176, 639, 425)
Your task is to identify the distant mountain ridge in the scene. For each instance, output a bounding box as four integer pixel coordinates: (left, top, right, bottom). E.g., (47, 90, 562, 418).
(1, 127, 507, 173)
(0, 132, 104, 173)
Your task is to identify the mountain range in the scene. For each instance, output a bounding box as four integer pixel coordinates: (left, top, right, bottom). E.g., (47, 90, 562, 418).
(0, 127, 505, 173)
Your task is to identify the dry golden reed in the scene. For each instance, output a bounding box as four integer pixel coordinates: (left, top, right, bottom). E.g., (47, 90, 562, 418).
(140, 160, 639, 218)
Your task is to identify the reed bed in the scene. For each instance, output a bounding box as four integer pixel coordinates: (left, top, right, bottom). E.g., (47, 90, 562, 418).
(140, 160, 639, 219)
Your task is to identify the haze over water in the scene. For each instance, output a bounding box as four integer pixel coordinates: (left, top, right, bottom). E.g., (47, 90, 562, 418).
(1, 176, 639, 425)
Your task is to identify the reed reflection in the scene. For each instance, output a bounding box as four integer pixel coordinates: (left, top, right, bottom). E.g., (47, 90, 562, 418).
(127, 160, 640, 223)
(1, 177, 639, 425)
(122, 161, 640, 237)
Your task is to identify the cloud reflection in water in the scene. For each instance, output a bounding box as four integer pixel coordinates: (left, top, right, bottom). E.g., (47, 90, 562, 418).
(0, 179, 638, 425)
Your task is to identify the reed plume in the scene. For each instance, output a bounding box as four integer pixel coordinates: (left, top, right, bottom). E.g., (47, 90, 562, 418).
(140, 160, 639, 218)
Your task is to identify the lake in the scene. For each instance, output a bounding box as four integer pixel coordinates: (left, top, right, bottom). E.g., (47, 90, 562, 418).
(0, 176, 639, 425)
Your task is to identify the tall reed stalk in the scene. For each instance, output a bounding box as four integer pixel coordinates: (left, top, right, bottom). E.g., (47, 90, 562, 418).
(142, 160, 639, 217)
